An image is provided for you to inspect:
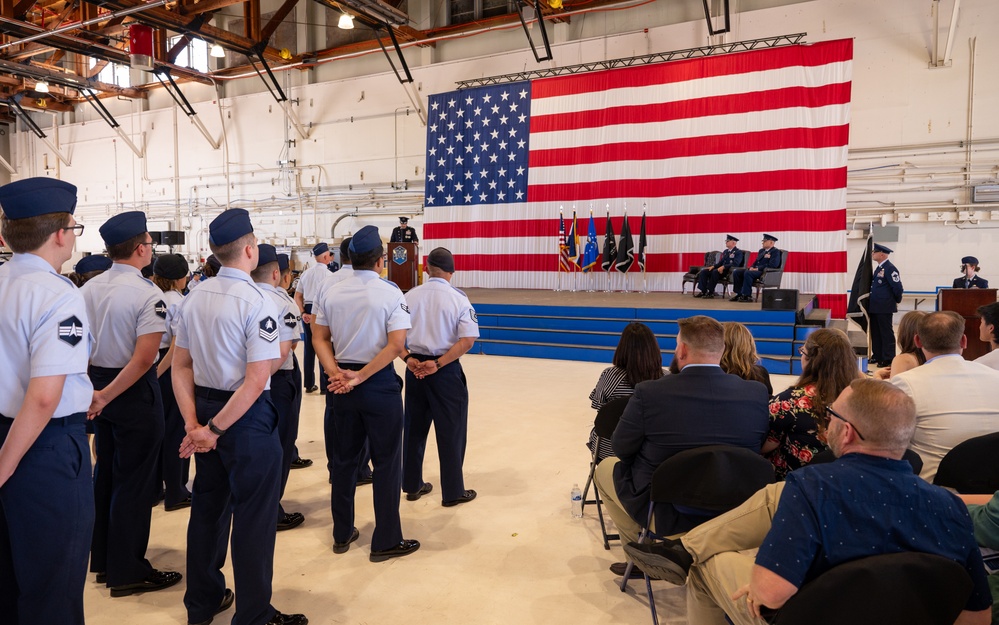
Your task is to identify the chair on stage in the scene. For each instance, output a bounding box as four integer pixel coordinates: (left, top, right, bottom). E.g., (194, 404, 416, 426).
(753, 249, 788, 302)
(768, 552, 973, 625)
(717, 252, 748, 298)
(620, 445, 776, 625)
(933, 432, 999, 493)
(582, 397, 630, 550)
(681, 251, 721, 295)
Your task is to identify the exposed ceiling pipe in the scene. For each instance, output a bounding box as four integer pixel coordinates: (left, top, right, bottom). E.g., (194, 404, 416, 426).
(0, 0, 169, 51)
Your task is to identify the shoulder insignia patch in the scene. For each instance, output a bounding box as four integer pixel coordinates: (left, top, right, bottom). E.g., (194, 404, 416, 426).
(154, 300, 168, 319)
(259, 316, 278, 342)
(401, 303, 410, 314)
(470, 309, 478, 323)
(58, 316, 84, 346)
(891, 271, 900, 283)
(284, 312, 299, 328)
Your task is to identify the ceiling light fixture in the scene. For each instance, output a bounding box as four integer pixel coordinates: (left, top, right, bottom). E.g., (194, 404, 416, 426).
(210, 43, 225, 58)
(338, 12, 354, 29)
(35, 81, 50, 93)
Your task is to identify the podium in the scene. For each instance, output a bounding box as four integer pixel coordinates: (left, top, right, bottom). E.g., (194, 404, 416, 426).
(937, 288, 998, 360)
(387, 242, 419, 292)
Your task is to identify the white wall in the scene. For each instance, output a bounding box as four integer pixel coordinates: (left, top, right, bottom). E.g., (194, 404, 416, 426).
(8, 0, 999, 297)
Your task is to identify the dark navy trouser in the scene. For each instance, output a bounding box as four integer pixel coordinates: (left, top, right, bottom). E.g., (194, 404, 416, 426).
(301, 304, 329, 392)
(158, 349, 191, 507)
(271, 360, 303, 520)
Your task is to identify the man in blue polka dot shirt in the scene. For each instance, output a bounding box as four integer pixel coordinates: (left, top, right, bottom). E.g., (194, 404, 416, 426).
(625, 378, 991, 625)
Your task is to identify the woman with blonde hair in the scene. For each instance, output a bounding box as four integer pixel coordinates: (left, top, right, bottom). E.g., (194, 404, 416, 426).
(763, 328, 861, 479)
(720, 322, 773, 396)
(874, 310, 927, 379)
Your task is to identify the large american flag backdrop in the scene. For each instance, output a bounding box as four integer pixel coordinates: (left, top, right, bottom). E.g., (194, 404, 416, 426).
(423, 39, 853, 317)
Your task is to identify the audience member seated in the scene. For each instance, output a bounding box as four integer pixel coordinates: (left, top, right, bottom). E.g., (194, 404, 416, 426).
(874, 310, 927, 380)
(720, 322, 772, 396)
(623, 378, 992, 625)
(961, 491, 999, 623)
(763, 329, 861, 480)
(587, 322, 666, 463)
(890, 311, 999, 481)
(593, 316, 769, 578)
(976, 302, 999, 371)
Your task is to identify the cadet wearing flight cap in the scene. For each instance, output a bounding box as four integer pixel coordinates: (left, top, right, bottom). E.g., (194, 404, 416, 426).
(390, 216, 419, 243)
(81, 210, 181, 596)
(294, 242, 332, 394)
(0, 177, 95, 624)
(695, 235, 744, 299)
(252, 244, 306, 532)
(401, 248, 480, 507)
(868, 243, 904, 366)
(954, 256, 989, 289)
(730, 234, 781, 302)
(312, 225, 421, 562)
(173, 209, 307, 625)
(70, 254, 113, 287)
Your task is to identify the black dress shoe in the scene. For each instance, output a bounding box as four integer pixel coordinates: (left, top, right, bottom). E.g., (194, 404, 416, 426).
(693, 292, 704, 298)
(266, 610, 309, 625)
(406, 482, 433, 501)
(356, 473, 373, 486)
(277, 512, 305, 531)
(608, 561, 646, 579)
(704, 292, 716, 299)
(110, 569, 183, 597)
(442, 489, 477, 507)
(95, 572, 107, 584)
(729, 295, 741, 302)
(370, 539, 420, 562)
(332, 527, 360, 554)
(188, 588, 234, 625)
(165, 497, 192, 512)
(289, 457, 313, 469)
(305, 386, 318, 393)
(739, 295, 754, 303)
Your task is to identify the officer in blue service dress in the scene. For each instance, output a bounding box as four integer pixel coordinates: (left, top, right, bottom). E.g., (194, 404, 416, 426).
(312, 225, 421, 562)
(730, 234, 781, 303)
(173, 209, 307, 625)
(695, 235, 744, 299)
(294, 242, 332, 394)
(402, 248, 480, 506)
(252, 244, 306, 532)
(81, 211, 182, 596)
(0, 178, 95, 625)
(390, 216, 419, 243)
(953, 256, 989, 289)
(868, 243, 904, 367)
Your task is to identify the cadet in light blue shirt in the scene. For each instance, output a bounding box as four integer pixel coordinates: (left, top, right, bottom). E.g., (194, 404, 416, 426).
(0, 177, 95, 625)
(295, 242, 332, 393)
(81, 210, 180, 596)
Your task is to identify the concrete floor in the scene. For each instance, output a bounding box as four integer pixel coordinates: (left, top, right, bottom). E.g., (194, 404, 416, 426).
(83, 351, 796, 625)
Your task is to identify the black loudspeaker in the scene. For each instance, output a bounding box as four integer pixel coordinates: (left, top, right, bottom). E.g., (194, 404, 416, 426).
(762, 289, 798, 310)
(160, 231, 186, 246)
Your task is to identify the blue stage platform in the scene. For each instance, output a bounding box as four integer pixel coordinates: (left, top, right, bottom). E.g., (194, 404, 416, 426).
(463, 289, 826, 375)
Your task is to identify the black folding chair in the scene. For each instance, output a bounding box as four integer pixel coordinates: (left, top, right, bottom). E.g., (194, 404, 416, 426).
(620, 445, 776, 625)
(934, 431, 999, 493)
(581, 396, 630, 549)
(681, 251, 720, 295)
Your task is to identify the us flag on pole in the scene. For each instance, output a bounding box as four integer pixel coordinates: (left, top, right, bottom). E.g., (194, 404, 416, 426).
(424, 39, 853, 316)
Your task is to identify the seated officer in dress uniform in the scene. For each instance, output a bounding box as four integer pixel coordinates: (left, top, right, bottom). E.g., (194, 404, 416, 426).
(390, 216, 419, 243)
(174, 210, 307, 625)
(695, 235, 744, 299)
(402, 248, 480, 507)
(81, 211, 182, 596)
(311, 225, 421, 562)
(0, 178, 95, 625)
(868, 243, 904, 367)
(954, 256, 989, 289)
(252, 245, 306, 532)
(730, 234, 781, 303)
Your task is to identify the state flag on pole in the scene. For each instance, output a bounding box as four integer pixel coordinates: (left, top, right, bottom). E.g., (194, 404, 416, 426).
(616, 214, 634, 273)
(582, 212, 599, 272)
(566, 211, 580, 269)
(637, 211, 648, 272)
(602, 212, 616, 272)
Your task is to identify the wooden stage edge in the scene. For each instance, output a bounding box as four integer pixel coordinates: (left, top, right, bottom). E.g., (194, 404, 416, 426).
(462, 288, 815, 312)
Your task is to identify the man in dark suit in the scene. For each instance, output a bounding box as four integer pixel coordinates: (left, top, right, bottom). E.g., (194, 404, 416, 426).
(730, 234, 781, 303)
(868, 243, 904, 366)
(593, 315, 770, 578)
(953, 256, 989, 289)
(695, 235, 744, 298)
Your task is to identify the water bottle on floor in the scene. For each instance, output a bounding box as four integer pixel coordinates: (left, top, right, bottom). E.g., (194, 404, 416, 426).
(570, 483, 583, 518)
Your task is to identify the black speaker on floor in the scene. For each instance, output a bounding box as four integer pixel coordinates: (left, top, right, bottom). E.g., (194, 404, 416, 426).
(762, 289, 798, 310)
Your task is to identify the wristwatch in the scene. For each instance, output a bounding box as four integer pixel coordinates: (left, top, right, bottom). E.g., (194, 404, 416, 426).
(207, 417, 227, 437)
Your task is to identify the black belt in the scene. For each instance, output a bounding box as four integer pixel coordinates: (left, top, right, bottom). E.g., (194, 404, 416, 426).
(195, 386, 235, 401)
(408, 354, 439, 362)
(0, 412, 86, 428)
(89, 365, 123, 376)
(339, 362, 366, 371)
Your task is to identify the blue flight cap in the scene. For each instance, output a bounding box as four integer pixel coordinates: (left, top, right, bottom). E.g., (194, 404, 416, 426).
(209, 209, 253, 246)
(873, 243, 893, 254)
(277, 253, 290, 272)
(154, 253, 189, 280)
(257, 244, 278, 267)
(726, 235, 739, 242)
(313, 242, 329, 256)
(99, 211, 148, 246)
(762, 234, 778, 243)
(75, 254, 112, 274)
(962, 256, 979, 265)
(0, 178, 78, 219)
(348, 225, 381, 254)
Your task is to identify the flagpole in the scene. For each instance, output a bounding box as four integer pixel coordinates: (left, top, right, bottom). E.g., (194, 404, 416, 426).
(641, 203, 649, 294)
(555, 207, 563, 292)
